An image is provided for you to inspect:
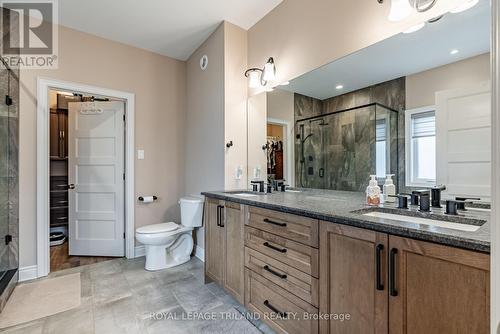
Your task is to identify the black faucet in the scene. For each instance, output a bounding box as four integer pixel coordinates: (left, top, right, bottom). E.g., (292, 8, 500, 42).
(430, 185, 446, 208)
(410, 191, 420, 206)
(272, 179, 285, 191)
(445, 200, 459, 215)
(250, 181, 265, 193)
(412, 190, 431, 212)
(391, 194, 409, 209)
(455, 197, 480, 210)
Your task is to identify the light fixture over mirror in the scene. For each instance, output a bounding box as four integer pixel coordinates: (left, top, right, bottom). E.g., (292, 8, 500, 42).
(380, 0, 478, 22)
(244, 57, 276, 88)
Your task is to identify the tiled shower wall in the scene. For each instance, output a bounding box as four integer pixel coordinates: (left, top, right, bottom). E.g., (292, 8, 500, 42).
(294, 77, 406, 192)
(0, 7, 20, 311)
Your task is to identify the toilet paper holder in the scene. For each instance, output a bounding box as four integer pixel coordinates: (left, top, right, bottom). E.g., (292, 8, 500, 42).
(138, 196, 158, 202)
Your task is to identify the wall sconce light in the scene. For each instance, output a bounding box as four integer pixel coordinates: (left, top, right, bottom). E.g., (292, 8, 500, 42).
(244, 57, 276, 88)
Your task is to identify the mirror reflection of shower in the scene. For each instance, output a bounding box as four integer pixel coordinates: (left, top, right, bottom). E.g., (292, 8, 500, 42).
(298, 118, 329, 187)
(295, 103, 398, 191)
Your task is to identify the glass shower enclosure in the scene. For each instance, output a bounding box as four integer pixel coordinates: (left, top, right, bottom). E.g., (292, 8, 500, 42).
(295, 103, 398, 192)
(0, 48, 20, 308)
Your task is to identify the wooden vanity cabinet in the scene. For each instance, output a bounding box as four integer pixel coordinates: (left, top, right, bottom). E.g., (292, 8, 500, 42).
(204, 198, 244, 303)
(319, 222, 388, 334)
(205, 198, 225, 284)
(388, 235, 490, 334)
(319, 220, 490, 334)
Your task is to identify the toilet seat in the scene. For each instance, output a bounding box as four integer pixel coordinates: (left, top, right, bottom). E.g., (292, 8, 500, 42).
(136, 222, 179, 234)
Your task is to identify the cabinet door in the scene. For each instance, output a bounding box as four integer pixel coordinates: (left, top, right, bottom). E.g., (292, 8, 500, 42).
(388, 236, 490, 334)
(204, 199, 225, 284)
(223, 202, 244, 303)
(319, 221, 388, 334)
(49, 111, 60, 157)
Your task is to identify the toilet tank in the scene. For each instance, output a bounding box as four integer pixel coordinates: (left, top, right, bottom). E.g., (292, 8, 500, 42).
(179, 196, 204, 227)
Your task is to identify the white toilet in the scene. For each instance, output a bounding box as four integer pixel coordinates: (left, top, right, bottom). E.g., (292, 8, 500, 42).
(135, 196, 204, 271)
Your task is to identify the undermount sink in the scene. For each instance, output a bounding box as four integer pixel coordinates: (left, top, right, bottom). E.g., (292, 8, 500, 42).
(362, 211, 483, 232)
(231, 192, 259, 197)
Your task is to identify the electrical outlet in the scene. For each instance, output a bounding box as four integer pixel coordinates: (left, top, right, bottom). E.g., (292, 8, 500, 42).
(137, 150, 145, 160)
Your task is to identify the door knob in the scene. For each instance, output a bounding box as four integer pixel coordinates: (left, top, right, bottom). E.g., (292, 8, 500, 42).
(68, 184, 75, 190)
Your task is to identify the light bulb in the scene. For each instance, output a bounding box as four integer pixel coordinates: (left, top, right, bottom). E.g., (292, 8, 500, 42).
(450, 0, 479, 13)
(388, 0, 413, 22)
(403, 22, 425, 34)
(262, 58, 276, 82)
(248, 70, 261, 88)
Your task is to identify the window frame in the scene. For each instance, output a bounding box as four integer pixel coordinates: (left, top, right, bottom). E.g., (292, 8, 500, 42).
(405, 105, 437, 187)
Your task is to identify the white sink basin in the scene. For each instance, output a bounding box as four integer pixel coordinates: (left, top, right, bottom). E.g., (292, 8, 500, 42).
(363, 212, 481, 232)
(232, 193, 259, 197)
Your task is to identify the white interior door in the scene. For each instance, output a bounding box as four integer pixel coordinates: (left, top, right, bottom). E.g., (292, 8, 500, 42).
(436, 81, 491, 201)
(68, 101, 125, 256)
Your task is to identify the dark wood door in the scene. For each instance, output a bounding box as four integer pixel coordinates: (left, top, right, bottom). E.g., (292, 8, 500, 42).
(388, 235, 490, 334)
(49, 110, 60, 157)
(319, 221, 388, 334)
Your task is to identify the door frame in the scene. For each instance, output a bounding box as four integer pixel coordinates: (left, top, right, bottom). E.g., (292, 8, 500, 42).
(36, 77, 135, 278)
(267, 117, 294, 187)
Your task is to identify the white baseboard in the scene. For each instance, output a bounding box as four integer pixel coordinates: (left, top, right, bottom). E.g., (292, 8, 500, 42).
(194, 245, 205, 262)
(19, 265, 38, 282)
(134, 245, 145, 258)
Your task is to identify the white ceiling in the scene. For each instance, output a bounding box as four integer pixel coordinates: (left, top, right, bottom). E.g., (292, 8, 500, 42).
(58, 0, 282, 61)
(283, 0, 490, 100)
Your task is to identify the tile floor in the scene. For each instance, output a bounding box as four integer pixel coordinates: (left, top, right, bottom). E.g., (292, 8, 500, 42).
(0, 257, 274, 334)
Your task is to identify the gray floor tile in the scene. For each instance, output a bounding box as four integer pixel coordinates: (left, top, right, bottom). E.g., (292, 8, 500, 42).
(1, 257, 273, 334)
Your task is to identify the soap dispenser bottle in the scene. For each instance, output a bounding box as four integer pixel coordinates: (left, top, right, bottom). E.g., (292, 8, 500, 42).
(366, 175, 381, 206)
(383, 174, 396, 203)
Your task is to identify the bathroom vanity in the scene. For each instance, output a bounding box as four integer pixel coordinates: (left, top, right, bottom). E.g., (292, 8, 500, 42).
(202, 189, 490, 334)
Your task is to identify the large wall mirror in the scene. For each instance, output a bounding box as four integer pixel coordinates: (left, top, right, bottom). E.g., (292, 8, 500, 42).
(248, 0, 491, 203)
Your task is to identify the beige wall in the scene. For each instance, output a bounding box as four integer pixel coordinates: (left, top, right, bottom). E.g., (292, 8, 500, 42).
(19, 25, 186, 268)
(224, 22, 249, 191)
(185, 24, 225, 249)
(406, 53, 491, 109)
(185, 22, 248, 249)
(247, 0, 460, 92)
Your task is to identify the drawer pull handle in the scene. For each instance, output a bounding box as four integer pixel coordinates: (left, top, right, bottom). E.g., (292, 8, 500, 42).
(263, 300, 288, 319)
(56, 217, 68, 220)
(263, 242, 287, 253)
(389, 248, 398, 297)
(57, 201, 68, 204)
(375, 244, 384, 291)
(263, 218, 287, 227)
(264, 265, 287, 279)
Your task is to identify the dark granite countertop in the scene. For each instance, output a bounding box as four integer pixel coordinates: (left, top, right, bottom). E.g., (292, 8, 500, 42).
(201, 188, 490, 253)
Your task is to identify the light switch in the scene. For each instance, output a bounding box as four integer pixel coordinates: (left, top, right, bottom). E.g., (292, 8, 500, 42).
(137, 150, 145, 160)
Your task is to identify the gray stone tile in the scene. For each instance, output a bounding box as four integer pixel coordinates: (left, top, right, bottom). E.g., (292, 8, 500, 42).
(0, 320, 44, 334)
(42, 305, 94, 334)
(0, 257, 272, 334)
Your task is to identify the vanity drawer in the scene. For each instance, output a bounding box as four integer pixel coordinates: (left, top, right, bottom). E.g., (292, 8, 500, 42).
(245, 226, 319, 277)
(245, 269, 318, 334)
(245, 247, 318, 307)
(247, 206, 319, 248)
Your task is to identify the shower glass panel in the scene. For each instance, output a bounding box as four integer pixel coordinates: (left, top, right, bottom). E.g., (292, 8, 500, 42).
(295, 103, 398, 191)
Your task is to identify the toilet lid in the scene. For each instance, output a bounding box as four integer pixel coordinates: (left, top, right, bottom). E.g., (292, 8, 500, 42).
(136, 222, 179, 234)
